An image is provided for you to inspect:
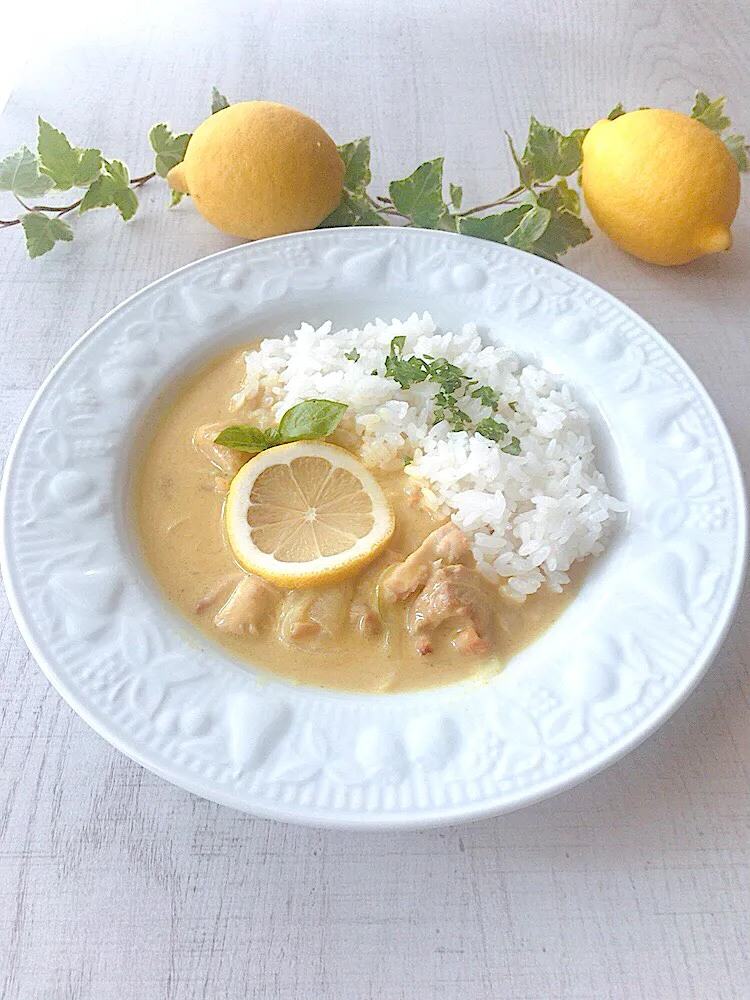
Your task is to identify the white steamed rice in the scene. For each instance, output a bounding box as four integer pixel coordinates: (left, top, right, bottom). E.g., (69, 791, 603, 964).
(235, 313, 625, 597)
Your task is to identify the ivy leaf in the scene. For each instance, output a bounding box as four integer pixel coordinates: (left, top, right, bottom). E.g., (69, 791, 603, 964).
(538, 178, 580, 215)
(211, 87, 230, 114)
(149, 123, 191, 178)
(449, 183, 463, 209)
(0, 145, 53, 198)
(521, 117, 587, 182)
(723, 133, 748, 171)
(37, 118, 102, 191)
(504, 204, 552, 250)
(389, 157, 447, 227)
(458, 205, 531, 242)
(528, 205, 591, 263)
(79, 160, 138, 221)
(338, 137, 372, 195)
(20, 212, 73, 258)
(607, 103, 626, 120)
(319, 191, 385, 227)
(691, 92, 731, 134)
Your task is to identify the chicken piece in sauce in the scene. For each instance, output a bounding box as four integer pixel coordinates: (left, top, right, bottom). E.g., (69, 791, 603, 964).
(381, 522, 472, 602)
(197, 573, 281, 635)
(193, 422, 249, 478)
(407, 565, 492, 656)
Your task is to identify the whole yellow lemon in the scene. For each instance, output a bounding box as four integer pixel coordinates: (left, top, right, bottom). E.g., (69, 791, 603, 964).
(581, 109, 740, 265)
(168, 101, 344, 240)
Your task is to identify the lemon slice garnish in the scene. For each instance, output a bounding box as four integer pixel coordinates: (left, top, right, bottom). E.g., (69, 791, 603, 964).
(224, 441, 395, 588)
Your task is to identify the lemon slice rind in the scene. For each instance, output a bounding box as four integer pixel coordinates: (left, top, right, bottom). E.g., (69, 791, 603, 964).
(224, 441, 396, 588)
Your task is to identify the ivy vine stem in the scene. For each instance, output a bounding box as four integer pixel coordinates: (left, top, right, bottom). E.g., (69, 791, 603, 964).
(1, 170, 158, 226)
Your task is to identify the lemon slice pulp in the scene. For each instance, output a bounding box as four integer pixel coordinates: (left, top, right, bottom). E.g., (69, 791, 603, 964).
(224, 441, 396, 588)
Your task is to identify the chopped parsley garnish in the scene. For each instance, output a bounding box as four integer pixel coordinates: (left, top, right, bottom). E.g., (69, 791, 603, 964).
(344, 348, 360, 362)
(471, 385, 500, 411)
(378, 337, 522, 455)
(476, 417, 510, 442)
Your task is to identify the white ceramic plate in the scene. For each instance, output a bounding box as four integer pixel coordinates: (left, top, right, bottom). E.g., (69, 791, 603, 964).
(1, 228, 745, 829)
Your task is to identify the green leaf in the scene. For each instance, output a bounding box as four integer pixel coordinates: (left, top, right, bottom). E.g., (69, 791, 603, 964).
(20, 212, 73, 258)
(214, 425, 269, 453)
(319, 191, 385, 227)
(170, 189, 185, 206)
(691, 92, 730, 133)
(506, 132, 532, 187)
(344, 348, 360, 361)
(0, 145, 53, 198)
(278, 399, 348, 442)
(537, 178, 580, 215)
(501, 436, 521, 456)
(449, 183, 463, 209)
(338, 137, 372, 195)
(528, 208, 591, 263)
(471, 385, 499, 410)
(723, 133, 748, 171)
(389, 158, 447, 228)
(149, 123, 191, 178)
(106, 159, 129, 187)
(79, 159, 138, 221)
(112, 186, 138, 221)
(504, 204, 552, 250)
(521, 117, 587, 182)
(211, 87, 230, 114)
(458, 206, 531, 242)
(607, 103, 626, 120)
(37, 118, 102, 191)
(385, 352, 429, 390)
(476, 417, 509, 442)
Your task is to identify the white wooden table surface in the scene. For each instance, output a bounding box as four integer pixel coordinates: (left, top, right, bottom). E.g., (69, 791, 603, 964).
(1, 2, 748, 997)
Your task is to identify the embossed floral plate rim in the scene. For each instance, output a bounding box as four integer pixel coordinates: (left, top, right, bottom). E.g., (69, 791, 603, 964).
(1, 227, 746, 829)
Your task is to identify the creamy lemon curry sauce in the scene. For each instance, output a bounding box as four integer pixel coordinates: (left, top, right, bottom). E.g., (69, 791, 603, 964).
(135, 348, 581, 693)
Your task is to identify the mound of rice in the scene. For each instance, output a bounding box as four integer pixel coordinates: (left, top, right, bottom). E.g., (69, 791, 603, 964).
(236, 313, 625, 597)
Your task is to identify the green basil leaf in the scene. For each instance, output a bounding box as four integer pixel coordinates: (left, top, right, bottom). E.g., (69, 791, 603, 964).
(278, 399, 348, 442)
(214, 425, 269, 452)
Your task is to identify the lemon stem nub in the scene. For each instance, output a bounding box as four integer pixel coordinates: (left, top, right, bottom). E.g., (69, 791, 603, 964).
(167, 162, 190, 194)
(699, 226, 732, 255)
